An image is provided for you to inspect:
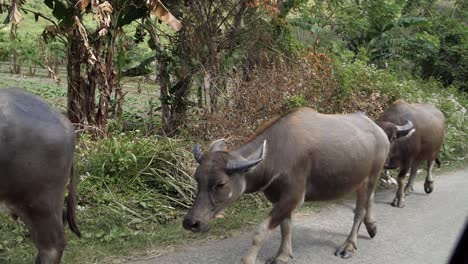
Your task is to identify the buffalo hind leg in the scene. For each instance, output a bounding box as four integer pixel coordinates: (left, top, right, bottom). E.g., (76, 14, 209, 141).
(404, 161, 421, 196)
(21, 207, 67, 264)
(424, 160, 435, 194)
(363, 169, 381, 238)
(265, 213, 293, 264)
(392, 165, 409, 208)
(363, 192, 377, 238)
(335, 182, 368, 259)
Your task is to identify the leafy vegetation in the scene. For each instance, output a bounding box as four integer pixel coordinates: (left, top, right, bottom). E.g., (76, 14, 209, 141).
(0, 0, 466, 263)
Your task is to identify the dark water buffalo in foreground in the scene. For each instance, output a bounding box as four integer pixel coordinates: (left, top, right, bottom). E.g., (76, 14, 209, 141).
(0, 88, 80, 264)
(376, 100, 445, 208)
(182, 108, 412, 264)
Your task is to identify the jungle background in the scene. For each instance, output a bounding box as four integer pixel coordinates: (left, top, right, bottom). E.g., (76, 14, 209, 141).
(0, 0, 466, 263)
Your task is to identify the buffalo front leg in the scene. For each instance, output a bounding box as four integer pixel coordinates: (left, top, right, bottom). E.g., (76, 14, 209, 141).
(265, 213, 293, 264)
(240, 216, 273, 264)
(404, 161, 421, 196)
(241, 195, 301, 264)
(392, 166, 409, 208)
(335, 182, 368, 259)
(424, 160, 435, 194)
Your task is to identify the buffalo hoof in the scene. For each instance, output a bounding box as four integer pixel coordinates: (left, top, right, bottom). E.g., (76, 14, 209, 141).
(265, 254, 292, 264)
(365, 222, 377, 238)
(335, 241, 356, 259)
(265, 258, 289, 264)
(391, 197, 405, 208)
(240, 257, 254, 264)
(424, 181, 434, 194)
(404, 185, 414, 196)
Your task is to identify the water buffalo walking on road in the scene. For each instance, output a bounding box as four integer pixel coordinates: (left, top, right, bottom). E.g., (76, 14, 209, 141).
(182, 108, 410, 263)
(376, 100, 445, 208)
(0, 88, 80, 264)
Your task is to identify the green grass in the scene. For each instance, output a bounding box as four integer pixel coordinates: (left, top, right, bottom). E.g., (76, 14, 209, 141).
(0, 195, 277, 264)
(0, 70, 467, 263)
(0, 72, 160, 124)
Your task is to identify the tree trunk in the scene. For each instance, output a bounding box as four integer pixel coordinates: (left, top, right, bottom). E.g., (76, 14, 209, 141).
(67, 13, 96, 130)
(67, 23, 95, 128)
(158, 53, 171, 131)
(9, 24, 20, 75)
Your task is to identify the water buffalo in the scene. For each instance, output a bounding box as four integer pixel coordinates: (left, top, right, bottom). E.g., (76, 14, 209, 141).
(376, 99, 445, 208)
(0, 88, 80, 264)
(182, 108, 402, 263)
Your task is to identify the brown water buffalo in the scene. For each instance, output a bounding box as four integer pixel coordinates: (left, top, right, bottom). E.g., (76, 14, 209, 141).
(182, 108, 406, 264)
(0, 88, 80, 264)
(376, 99, 445, 208)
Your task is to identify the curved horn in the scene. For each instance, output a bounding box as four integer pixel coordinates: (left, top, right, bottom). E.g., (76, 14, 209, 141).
(396, 120, 413, 132)
(225, 140, 266, 173)
(193, 144, 203, 164)
(226, 158, 263, 173)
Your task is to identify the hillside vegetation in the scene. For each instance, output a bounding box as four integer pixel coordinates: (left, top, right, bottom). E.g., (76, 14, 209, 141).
(0, 0, 466, 263)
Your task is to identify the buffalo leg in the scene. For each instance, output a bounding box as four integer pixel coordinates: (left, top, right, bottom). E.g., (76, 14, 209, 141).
(241, 196, 300, 264)
(240, 216, 273, 264)
(363, 169, 381, 238)
(335, 182, 368, 259)
(20, 206, 66, 264)
(392, 166, 409, 208)
(265, 213, 293, 264)
(404, 161, 421, 196)
(424, 160, 435, 194)
(364, 192, 377, 238)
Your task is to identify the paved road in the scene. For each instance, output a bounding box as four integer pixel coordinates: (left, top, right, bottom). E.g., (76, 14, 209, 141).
(130, 169, 468, 264)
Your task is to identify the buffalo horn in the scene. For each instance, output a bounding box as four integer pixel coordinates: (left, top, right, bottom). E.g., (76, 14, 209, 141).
(226, 158, 263, 173)
(396, 120, 413, 132)
(193, 144, 203, 164)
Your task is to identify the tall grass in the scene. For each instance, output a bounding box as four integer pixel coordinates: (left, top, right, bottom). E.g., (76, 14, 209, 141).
(75, 131, 196, 224)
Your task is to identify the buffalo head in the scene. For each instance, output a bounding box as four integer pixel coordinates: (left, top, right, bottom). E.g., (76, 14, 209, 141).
(376, 120, 415, 169)
(183, 139, 266, 232)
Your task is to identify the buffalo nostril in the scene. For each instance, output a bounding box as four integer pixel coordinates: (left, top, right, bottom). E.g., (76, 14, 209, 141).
(182, 217, 201, 232)
(191, 221, 200, 231)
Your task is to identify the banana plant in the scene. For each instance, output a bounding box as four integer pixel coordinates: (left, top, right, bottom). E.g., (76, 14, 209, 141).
(1, 0, 181, 132)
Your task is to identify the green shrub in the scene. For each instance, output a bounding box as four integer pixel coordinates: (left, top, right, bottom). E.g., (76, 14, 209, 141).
(75, 131, 196, 224)
(333, 60, 467, 163)
(284, 94, 307, 110)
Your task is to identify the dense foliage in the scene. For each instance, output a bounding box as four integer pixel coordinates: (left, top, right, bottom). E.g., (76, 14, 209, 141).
(0, 0, 466, 263)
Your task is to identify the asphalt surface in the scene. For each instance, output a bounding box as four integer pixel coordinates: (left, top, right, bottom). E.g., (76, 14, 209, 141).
(130, 168, 468, 264)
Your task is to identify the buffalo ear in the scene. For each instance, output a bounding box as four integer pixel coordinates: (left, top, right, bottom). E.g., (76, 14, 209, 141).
(209, 138, 226, 152)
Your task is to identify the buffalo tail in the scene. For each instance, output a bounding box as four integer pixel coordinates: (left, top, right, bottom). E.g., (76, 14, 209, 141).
(66, 164, 81, 238)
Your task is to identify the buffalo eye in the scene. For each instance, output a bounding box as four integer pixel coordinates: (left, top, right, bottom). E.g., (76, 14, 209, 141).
(215, 182, 227, 190)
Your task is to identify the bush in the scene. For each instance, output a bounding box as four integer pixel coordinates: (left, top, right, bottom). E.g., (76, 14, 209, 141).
(75, 131, 196, 224)
(333, 60, 468, 163)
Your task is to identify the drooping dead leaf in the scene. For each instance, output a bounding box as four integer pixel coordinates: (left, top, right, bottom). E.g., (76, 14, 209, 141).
(47, 66, 61, 84)
(215, 213, 225, 219)
(94, 1, 113, 28)
(147, 0, 182, 31)
(9, 1, 23, 25)
(76, 0, 91, 11)
(73, 16, 96, 65)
